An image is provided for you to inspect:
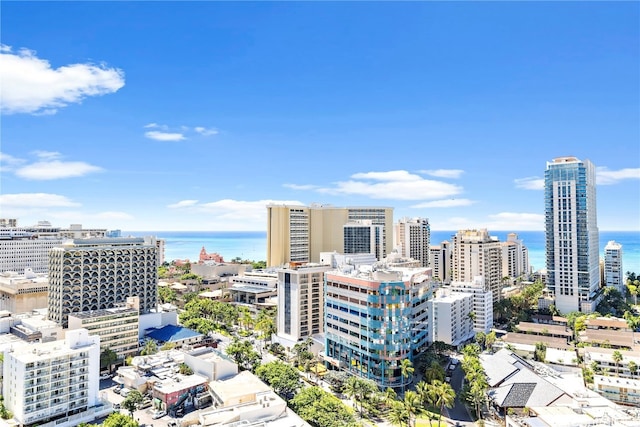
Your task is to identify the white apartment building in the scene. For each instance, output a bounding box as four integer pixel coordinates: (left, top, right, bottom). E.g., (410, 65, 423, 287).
(429, 240, 451, 284)
(1, 329, 107, 427)
(343, 220, 385, 261)
(604, 241, 624, 294)
(47, 237, 158, 327)
(501, 233, 530, 282)
(395, 217, 430, 267)
(452, 229, 503, 303)
(274, 262, 332, 349)
(448, 276, 493, 334)
(427, 289, 475, 347)
(0, 235, 64, 274)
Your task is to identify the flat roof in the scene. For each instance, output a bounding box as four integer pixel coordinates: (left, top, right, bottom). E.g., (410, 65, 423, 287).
(579, 330, 637, 348)
(69, 307, 138, 319)
(209, 371, 271, 403)
(155, 373, 208, 394)
(516, 322, 572, 337)
(146, 324, 202, 343)
(229, 284, 277, 294)
(585, 317, 629, 329)
(502, 332, 571, 350)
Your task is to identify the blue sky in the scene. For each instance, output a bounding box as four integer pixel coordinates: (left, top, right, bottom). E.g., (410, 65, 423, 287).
(1, 2, 639, 232)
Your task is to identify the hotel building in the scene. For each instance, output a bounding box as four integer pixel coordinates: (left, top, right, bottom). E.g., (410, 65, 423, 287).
(395, 217, 430, 268)
(604, 240, 624, 294)
(448, 276, 493, 334)
(545, 157, 600, 314)
(266, 204, 393, 267)
(501, 233, 530, 282)
(427, 289, 475, 347)
(323, 263, 433, 389)
(47, 237, 158, 327)
(344, 220, 385, 261)
(429, 240, 452, 284)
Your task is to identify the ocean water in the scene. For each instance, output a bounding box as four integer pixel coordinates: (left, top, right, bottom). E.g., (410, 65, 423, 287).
(125, 230, 640, 274)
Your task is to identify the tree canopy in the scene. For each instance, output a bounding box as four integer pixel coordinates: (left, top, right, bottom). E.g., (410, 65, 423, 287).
(290, 386, 357, 427)
(255, 360, 302, 400)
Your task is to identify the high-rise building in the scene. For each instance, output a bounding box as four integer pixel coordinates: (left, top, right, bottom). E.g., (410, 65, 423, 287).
(448, 276, 493, 334)
(273, 262, 332, 349)
(501, 233, 530, 283)
(545, 156, 600, 314)
(427, 289, 475, 347)
(266, 204, 393, 266)
(429, 240, 451, 284)
(343, 220, 385, 260)
(324, 263, 433, 389)
(604, 240, 624, 294)
(1, 329, 104, 427)
(48, 237, 158, 327)
(451, 229, 503, 303)
(395, 217, 430, 267)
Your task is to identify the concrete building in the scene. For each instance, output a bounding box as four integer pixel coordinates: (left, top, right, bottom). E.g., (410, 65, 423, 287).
(604, 241, 624, 294)
(0, 233, 64, 274)
(343, 220, 385, 261)
(429, 240, 451, 284)
(395, 217, 430, 267)
(229, 270, 278, 305)
(452, 229, 503, 303)
(323, 263, 433, 389)
(266, 204, 393, 267)
(182, 347, 238, 382)
(545, 156, 601, 314)
(0, 269, 49, 314)
(274, 262, 332, 349)
(427, 289, 475, 347)
(67, 297, 140, 361)
(594, 375, 640, 407)
(1, 329, 109, 427)
(448, 276, 493, 334)
(501, 233, 530, 283)
(47, 237, 158, 327)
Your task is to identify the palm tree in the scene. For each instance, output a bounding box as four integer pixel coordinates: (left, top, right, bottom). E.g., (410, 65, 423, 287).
(403, 391, 421, 427)
(384, 387, 398, 411)
(344, 376, 365, 417)
(612, 350, 623, 377)
(425, 361, 445, 384)
(430, 380, 456, 427)
(400, 359, 414, 396)
(388, 401, 409, 427)
(468, 381, 486, 420)
(628, 360, 638, 377)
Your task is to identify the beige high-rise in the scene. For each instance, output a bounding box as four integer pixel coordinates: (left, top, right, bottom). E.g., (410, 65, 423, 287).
(266, 204, 393, 267)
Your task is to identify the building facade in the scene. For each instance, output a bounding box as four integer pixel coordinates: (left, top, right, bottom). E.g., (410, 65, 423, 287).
(501, 233, 530, 282)
(604, 240, 624, 294)
(545, 157, 600, 314)
(0, 269, 49, 314)
(429, 240, 451, 284)
(266, 204, 393, 267)
(395, 217, 430, 267)
(48, 237, 158, 327)
(448, 276, 493, 334)
(343, 220, 385, 261)
(451, 229, 503, 303)
(427, 289, 475, 347)
(323, 264, 433, 389)
(1, 329, 102, 427)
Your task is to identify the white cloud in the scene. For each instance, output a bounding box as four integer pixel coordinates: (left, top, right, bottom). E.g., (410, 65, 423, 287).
(167, 200, 199, 208)
(144, 131, 186, 142)
(194, 127, 219, 136)
(144, 123, 159, 128)
(514, 176, 545, 190)
(420, 169, 465, 179)
(596, 167, 640, 185)
(0, 193, 80, 207)
(32, 150, 62, 160)
(16, 160, 103, 180)
(0, 44, 125, 115)
(283, 184, 319, 190)
(317, 170, 462, 200)
(0, 152, 26, 170)
(411, 198, 476, 208)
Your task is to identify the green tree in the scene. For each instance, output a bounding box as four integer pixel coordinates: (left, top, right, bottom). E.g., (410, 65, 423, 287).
(0, 394, 13, 420)
(255, 361, 302, 400)
(534, 342, 547, 362)
(179, 363, 193, 375)
(403, 391, 421, 427)
(628, 360, 638, 377)
(612, 351, 623, 377)
(252, 261, 267, 269)
(388, 401, 409, 427)
(158, 286, 177, 304)
(484, 331, 497, 351)
(429, 380, 456, 427)
(122, 390, 143, 418)
(225, 337, 261, 371)
(102, 412, 140, 427)
(100, 348, 119, 373)
(140, 340, 158, 356)
(290, 386, 357, 427)
(475, 331, 486, 349)
(344, 376, 377, 417)
(425, 360, 445, 384)
(383, 386, 398, 411)
(400, 358, 415, 395)
(324, 370, 351, 393)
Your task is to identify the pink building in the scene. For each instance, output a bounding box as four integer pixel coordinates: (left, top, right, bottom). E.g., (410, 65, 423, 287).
(199, 247, 224, 263)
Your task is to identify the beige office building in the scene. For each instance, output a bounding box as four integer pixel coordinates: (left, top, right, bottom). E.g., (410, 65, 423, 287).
(266, 204, 393, 267)
(395, 217, 430, 267)
(452, 229, 503, 303)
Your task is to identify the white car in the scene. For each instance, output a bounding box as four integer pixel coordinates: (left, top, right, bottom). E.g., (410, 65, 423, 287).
(152, 410, 167, 419)
(99, 373, 111, 380)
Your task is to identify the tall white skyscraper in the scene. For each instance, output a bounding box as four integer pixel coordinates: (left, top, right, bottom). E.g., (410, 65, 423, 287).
(395, 217, 430, 267)
(604, 240, 624, 294)
(545, 156, 600, 314)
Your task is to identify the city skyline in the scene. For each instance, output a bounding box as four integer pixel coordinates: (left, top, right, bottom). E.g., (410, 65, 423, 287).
(1, 2, 639, 232)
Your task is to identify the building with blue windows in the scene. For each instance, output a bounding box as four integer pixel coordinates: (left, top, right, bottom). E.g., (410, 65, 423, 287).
(323, 261, 433, 389)
(545, 157, 601, 314)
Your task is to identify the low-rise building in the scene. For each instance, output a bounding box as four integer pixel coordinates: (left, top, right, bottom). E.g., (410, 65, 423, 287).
(594, 374, 640, 407)
(183, 347, 238, 382)
(0, 269, 49, 314)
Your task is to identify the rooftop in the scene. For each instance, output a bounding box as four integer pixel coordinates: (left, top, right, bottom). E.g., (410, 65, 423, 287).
(154, 373, 208, 395)
(145, 324, 203, 343)
(502, 332, 572, 350)
(516, 322, 572, 337)
(68, 306, 138, 320)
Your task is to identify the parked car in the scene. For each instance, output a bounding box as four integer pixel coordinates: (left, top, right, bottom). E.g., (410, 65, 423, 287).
(99, 373, 111, 380)
(138, 401, 152, 410)
(113, 384, 124, 394)
(152, 410, 167, 419)
(120, 388, 131, 398)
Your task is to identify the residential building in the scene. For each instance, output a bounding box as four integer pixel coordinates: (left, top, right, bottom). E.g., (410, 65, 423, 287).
(580, 347, 640, 379)
(1, 329, 109, 427)
(451, 229, 503, 303)
(604, 241, 624, 294)
(429, 240, 451, 284)
(343, 220, 385, 260)
(427, 289, 475, 347)
(182, 347, 238, 382)
(501, 233, 530, 283)
(0, 232, 64, 274)
(448, 276, 493, 333)
(0, 269, 49, 314)
(323, 263, 433, 389)
(593, 375, 640, 407)
(47, 237, 158, 327)
(274, 262, 332, 349)
(545, 156, 601, 314)
(67, 297, 140, 360)
(266, 204, 393, 267)
(395, 217, 430, 267)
